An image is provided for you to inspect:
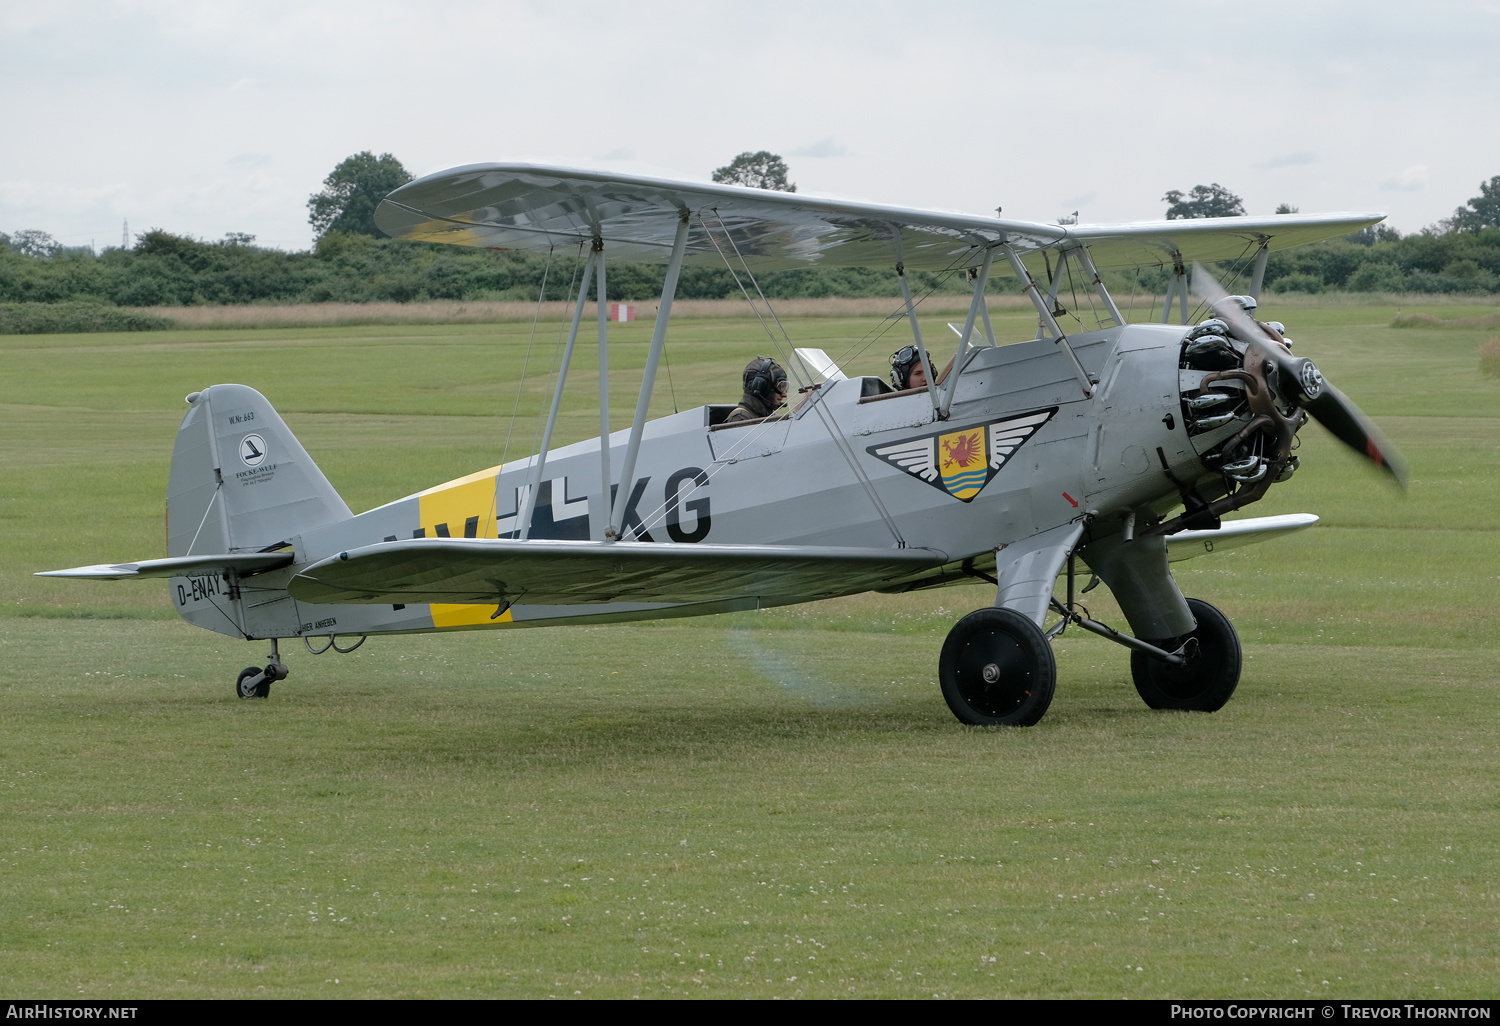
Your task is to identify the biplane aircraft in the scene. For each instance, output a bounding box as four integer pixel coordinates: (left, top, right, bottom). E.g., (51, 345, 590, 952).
(39, 164, 1406, 726)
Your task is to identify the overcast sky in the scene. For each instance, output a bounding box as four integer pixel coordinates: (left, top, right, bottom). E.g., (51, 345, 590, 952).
(3, 0, 1497, 251)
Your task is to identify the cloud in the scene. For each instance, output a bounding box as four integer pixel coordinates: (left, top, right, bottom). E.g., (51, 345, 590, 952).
(0, 179, 127, 212)
(597, 147, 635, 161)
(1256, 151, 1317, 168)
(229, 153, 271, 167)
(791, 137, 848, 159)
(1379, 165, 1429, 192)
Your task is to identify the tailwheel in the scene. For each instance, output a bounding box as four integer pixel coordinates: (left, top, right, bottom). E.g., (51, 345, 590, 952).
(235, 640, 288, 699)
(939, 607, 1056, 726)
(1130, 597, 1241, 711)
(236, 666, 271, 699)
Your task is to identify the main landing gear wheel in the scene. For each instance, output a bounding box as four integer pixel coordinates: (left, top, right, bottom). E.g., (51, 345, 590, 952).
(1130, 597, 1242, 711)
(939, 607, 1057, 726)
(236, 666, 271, 699)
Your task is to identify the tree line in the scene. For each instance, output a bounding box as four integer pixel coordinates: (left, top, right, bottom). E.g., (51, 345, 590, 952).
(1153, 179, 1500, 294)
(0, 226, 995, 307)
(2, 154, 1497, 312)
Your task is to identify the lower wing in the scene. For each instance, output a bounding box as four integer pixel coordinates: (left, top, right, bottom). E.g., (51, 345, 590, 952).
(1165, 513, 1318, 562)
(288, 539, 949, 607)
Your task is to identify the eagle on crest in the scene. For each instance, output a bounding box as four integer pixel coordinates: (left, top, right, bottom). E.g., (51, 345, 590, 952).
(867, 408, 1055, 502)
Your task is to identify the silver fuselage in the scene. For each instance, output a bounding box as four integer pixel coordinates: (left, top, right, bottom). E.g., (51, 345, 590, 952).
(175, 323, 1229, 640)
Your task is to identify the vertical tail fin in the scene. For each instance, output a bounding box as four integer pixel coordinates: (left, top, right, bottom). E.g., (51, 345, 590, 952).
(168, 384, 351, 556)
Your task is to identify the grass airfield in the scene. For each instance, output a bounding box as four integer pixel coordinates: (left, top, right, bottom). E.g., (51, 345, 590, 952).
(1, 299, 1497, 998)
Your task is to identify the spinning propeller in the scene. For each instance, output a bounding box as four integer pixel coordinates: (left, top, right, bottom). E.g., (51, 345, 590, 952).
(1191, 264, 1408, 489)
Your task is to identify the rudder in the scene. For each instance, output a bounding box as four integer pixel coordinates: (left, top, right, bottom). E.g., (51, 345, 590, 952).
(167, 384, 352, 557)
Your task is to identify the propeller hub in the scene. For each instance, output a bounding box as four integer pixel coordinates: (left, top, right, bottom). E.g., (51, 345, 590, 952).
(1294, 358, 1324, 401)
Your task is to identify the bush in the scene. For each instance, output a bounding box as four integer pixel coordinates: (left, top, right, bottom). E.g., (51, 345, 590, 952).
(1272, 273, 1324, 294)
(0, 301, 173, 334)
(1442, 259, 1499, 292)
(1347, 262, 1407, 292)
(3, 223, 1498, 312)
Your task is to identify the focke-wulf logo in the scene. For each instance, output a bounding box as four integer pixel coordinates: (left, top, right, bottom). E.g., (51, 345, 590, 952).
(868, 408, 1055, 502)
(239, 433, 267, 467)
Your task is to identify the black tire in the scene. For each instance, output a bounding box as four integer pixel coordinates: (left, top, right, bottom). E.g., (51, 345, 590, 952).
(939, 607, 1057, 726)
(1130, 597, 1241, 711)
(236, 666, 271, 699)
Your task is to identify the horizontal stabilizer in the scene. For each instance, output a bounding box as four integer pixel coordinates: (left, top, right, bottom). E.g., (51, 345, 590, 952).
(36, 552, 294, 581)
(1165, 513, 1318, 562)
(289, 539, 948, 607)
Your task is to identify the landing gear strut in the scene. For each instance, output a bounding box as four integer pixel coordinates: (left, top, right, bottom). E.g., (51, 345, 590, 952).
(1130, 597, 1241, 711)
(235, 639, 288, 699)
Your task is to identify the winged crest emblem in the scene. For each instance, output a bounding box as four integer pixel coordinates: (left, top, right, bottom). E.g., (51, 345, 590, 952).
(868, 408, 1056, 501)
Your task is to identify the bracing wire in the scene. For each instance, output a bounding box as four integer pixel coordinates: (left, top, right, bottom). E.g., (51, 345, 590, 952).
(1063, 253, 1100, 330)
(616, 216, 890, 541)
(524, 241, 586, 464)
(500, 244, 555, 467)
(662, 336, 679, 414)
(1184, 239, 1261, 324)
(1062, 255, 1083, 329)
(699, 210, 906, 546)
(831, 253, 973, 370)
(184, 478, 223, 557)
(698, 214, 795, 375)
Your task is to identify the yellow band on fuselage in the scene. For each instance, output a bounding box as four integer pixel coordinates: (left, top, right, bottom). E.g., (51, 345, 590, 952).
(416, 465, 513, 627)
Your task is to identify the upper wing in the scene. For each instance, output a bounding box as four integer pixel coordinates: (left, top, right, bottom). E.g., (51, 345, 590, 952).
(288, 539, 948, 607)
(1164, 513, 1318, 562)
(375, 162, 1382, 274)
(376, 162, 1063, 272)
(1065, 215, 1382, 272)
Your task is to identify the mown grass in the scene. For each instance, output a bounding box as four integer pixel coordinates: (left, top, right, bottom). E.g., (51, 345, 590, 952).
(1, 301, 1497, 998)
(1480, 337, 1500, 378)
(134, 296, 1042, 331)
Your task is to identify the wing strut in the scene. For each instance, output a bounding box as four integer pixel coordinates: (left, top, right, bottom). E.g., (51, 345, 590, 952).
(1000, 243, 1095, 399)
(938, 246, 993, 419)
(895, 262, 942, 415)
(1069, 245, 1125, 327)
(977, 277, 1000, 347)
(595, 238, 611, 533)
(1159, 253, 1189, 325)
(608, 213, 690, 539)
(518, 245, 597, 540)
(1041, 245, 1125, 331)
(701, 210, 906, 546)
(1248, 239, 1271, 300)
(1043, 249, 1068, 326)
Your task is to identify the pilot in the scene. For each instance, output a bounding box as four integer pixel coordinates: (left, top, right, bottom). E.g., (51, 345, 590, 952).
(890, 344, 937, 391)
(726, 356, 789, 423)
